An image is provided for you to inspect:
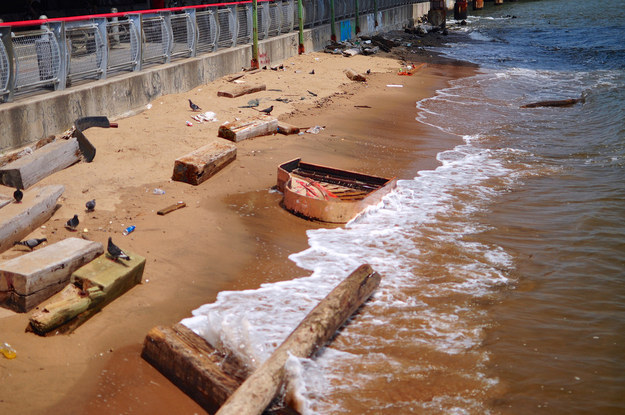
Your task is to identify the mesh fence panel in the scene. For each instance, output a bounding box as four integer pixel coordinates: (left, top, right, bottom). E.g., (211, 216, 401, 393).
(196, 9, 218, 53)
(281, 0, 294, 33)
(268, 2, 281, 36)
(12, 29, 60, 90)
(66, 23, 104, 81)
(236, 5, 251, 45)
(142, 16, 170, 64)
(107, 18, 139, 73)
(0, 37, 9, 94)
(170, 13, 193, 58)
(216, 8, 234, 48)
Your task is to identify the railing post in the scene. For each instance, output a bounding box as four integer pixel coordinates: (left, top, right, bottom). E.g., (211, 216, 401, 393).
(160, 11, 173, 63)
(128, 14, 143, 71)
(330, 0, 336, 41)
(94, 17, 108, 79)
(229, 5, 238, 48)
(186, 8, 198, 57)
(354, 0, 360, 34)
(297, 0, 304, 53)
(0, 26, 15, 103)
(373, 0, 378, 28)
(48, 21, 67, 90)
(251, 0, 259, 68)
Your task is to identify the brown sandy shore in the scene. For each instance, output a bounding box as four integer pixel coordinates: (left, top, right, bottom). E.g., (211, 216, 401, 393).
(0, 35, 476, 414)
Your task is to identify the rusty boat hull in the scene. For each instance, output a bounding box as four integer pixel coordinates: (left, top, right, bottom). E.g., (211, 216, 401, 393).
(277, 158, 397, 224)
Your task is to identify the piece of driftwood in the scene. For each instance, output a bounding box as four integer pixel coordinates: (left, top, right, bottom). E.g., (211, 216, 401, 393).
(216, 264, 381, 415)
(0, 138, 80, 190)
(218, 117, 278, 142)
(172, 140, 237, 185)
(0, 237, 103, 312)
(520, 98, 583, 108)
(28, 250, 145, 335)
(157, 201, 186, 215)
(277, 122, 300, 135)
(0, 185, 64, 254)
(217, 84, 266, 98)
(344, 68, 366, 82)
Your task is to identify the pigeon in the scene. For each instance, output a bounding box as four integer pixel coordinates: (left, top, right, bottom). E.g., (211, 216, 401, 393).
(65, 214, 79, 230)
(366, 68, 371, 75)
(13, 188, 23, 203)
(85, 199, 96, 212)
(107, 237, 130, 261)
(309, 69, 315, 75)
(188, 99, 201, 112)
(14, 238, 47, 251)
(255, 105, 274, 115)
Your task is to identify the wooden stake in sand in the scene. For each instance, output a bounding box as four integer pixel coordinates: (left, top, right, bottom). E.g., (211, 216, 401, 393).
(215, 264, 381, 415)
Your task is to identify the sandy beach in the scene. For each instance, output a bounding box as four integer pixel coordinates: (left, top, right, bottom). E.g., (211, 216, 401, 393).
(0, 31, 477, 415)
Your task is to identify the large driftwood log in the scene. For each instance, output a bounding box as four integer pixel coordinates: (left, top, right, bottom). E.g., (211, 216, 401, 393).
(521, 98, 583, 108)
(216, 264, 381, 415)
(0, 138, 80, 189)
(172, 140, 237, 185)
(0, 185, 64, 254)
(29, 250, 145, 334)
(0, 237, 103, 312)
(218, 117, 278, 142)
(217, 84, 266, 98)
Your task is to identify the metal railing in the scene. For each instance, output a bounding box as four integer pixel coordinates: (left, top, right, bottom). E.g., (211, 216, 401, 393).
(0, 0, 426, 103)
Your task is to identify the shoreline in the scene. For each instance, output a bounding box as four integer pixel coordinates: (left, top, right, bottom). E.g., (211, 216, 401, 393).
(0, 31, 478, 414)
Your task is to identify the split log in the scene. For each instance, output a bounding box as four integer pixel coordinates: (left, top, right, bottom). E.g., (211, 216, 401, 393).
(520, 98, 583, 108)
(216, 264, 381, 415)
(0, 138, 80, 189)
(157, 201, 186, 215)
(277, 122, 300, 135)
(217, 84, 266, 98)
(29, 250, 145, 335)
(172, 140, 237, 185)
(0, 237, 103, 312)
(0, 185, 64, 254)
(344, 68, 366, 82)
(218, 117, 278, 142)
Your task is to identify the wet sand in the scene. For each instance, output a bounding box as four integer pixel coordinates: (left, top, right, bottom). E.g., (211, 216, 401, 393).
(0, 37, 476, 414)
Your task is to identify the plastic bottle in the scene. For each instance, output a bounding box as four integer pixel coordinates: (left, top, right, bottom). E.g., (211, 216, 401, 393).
(122, 225, 136, 236)
(153, 188, 165, 195)
(1, 342, 17, 359)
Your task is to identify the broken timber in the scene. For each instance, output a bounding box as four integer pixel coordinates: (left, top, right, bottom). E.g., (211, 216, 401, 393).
(0, 185, 64, 254)
(344, 68, 366, 82)
(218, 116, 278, 142)
(0, 139, 81, 189)
(277, 122, 300, 135)
(172, 140, 237, 185)
(28, 250, 145, 335)
(157, 201, 186, 215)
(217, 84, 266, 98)
(0, 237, 103, 312)
(142, 264, 381, 415)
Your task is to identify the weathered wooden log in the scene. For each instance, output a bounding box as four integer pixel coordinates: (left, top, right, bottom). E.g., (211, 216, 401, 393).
(344, 68, 366, 82)
(218, 117, 278, 142)
(342, 48, 361, 57)
(28, 250, 145, 335)
(172, 140, 237, 185)
(520, 98, 583, 108)
(0, 135, 56, 169)
(0, 185, 64, 254)
(157, 201, 186, 215)
(217, 84, 266, 98)
(0, 237, 103, 312)
(0, 138, 80, 189)
(215, 264, 381, 415)
(277, 122, 301, 135)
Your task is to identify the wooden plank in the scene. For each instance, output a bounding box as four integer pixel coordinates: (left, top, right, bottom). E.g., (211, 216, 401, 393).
(344, 68, 366, 82)
(172, 140, 237, 186)
(217, 84, 266, 98)
(0, 237, 103, 312)
(218, 117, 278, 143)
(28, 250, 146, 334)
(277, 122, 300, 135)
(215, 264, 381, 415)
(0, 138, 81, 189)
(0, 185, 64, 254)
(157, 201, 186, 215)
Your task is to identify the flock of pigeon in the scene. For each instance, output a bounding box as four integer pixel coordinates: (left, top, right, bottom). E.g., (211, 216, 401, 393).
(11, 188, 130, 261)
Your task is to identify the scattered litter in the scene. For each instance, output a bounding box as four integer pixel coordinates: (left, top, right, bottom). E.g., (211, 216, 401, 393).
(185, 121, 193, 126)
(146, 103, 152, 110)
(122, 225, 136, 236)
(191, 111, 218, 123)
(307, 90, 318, 97)
(306, 126, 325, 134)
(83, 228, 88, 233)
(153, 188, 165, 195)
(386, 84, 404, 88)
(233, 79, 245, 84)
(1, 342, 17, 359)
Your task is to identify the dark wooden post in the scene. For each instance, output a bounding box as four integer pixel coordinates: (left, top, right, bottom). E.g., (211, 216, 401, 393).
(454, 0, 467, 20)
(472, 0, 483, 10)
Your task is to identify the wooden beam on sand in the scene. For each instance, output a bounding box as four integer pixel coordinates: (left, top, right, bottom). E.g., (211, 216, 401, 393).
(0, 138, 81, 189)
(344, 68, 366, 82)
(28, 250, 145, 335)
(0, 185, 64, 254)
(0, 238, 103, 312)
(172, 140, 237, 185)
(218, 117, 278, 142)
(277, 122, 300, 135)
(217, 84, 266, 98)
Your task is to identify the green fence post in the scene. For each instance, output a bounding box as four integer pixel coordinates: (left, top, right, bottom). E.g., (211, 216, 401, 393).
(330, 0, 336, 41)
(298, 0, 304, 53)
(374, 0, 378, 28)
(251, 0, 259, 68)
(355, 0, 360, 35)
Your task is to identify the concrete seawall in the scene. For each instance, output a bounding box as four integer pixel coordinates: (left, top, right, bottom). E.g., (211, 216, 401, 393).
(0, 3, 429, 152)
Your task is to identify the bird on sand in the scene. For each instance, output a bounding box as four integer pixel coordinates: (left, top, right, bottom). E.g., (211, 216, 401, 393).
(309, 69, 315, 75)
(366, 68, 371, 75)
(188, 99, 201, 112)
(14, 238, 47, 251)
(254, 105, 274, 115)
(65, 214, 79, 230)
(13, 188, 23, 203)
(107, 237, 130, 261)
(85, 199, 96, 212)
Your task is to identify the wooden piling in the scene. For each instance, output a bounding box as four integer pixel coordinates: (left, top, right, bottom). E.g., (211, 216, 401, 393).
(472, 0, 483, 10)
(454, 0, 467, 20)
